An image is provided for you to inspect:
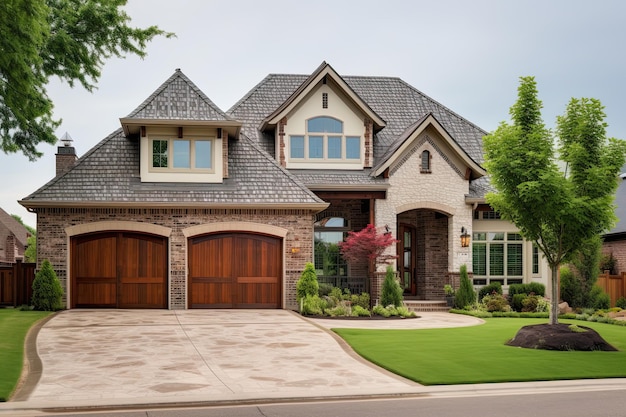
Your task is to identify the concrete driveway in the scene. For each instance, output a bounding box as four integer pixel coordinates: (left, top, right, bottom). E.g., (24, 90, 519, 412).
(6, 310, 483, 412)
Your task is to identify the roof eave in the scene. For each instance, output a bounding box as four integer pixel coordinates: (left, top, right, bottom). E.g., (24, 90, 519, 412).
(19, 200, 329, 212)
(120, 118, 242, 137)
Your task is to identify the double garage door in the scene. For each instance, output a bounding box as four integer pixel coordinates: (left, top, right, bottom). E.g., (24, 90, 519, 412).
(71, 231, 281, 309)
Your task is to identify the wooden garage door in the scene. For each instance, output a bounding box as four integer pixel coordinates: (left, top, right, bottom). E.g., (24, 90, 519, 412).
(188, 233, 282, 308)
(71, 232, 167, 308)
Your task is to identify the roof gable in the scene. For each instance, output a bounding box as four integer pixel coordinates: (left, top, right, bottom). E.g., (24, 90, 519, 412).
(259, 62, 385, 132)
(0, 207, 30, 246)
(372, 113, 486, 179)
(120, 69, 241, 136)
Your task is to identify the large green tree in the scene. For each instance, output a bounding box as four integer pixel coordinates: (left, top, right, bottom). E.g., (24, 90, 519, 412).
(0, 0, 173, 160)
(483, 76, 626, 324)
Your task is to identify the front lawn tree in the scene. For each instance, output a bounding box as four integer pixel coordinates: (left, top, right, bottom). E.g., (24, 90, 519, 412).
(0, 0, 173, 160)
(483, 76, 626, 325)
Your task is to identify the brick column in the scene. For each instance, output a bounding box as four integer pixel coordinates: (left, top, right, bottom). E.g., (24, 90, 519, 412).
(278, 118, 287, 167)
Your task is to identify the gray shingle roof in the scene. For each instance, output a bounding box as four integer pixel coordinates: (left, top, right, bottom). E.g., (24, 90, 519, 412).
(126, 69, 235, 122)
(227, 72, 487, 188)
(21, 129, 325, 207)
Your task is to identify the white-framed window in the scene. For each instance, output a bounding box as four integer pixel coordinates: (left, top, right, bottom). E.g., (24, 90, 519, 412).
(150, 138, 213, 172)
(289, 116, 361, 161)
(472, 232, 524, 286)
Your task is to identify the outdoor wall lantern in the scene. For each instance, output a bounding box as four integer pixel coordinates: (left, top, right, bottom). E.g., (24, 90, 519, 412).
(460, 227, 470, 248)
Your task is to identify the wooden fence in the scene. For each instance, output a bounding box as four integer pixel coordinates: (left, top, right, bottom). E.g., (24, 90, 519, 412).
(597, 272, 626, 307)
(0, 260, 36, 307)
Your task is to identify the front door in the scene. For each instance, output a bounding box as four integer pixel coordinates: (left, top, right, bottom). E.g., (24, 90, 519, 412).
(398, 224, 417, 296)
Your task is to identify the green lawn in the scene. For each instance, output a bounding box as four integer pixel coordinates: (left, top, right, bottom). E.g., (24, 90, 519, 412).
(0, 309, 51, 401)
(334, 318, 626, 385)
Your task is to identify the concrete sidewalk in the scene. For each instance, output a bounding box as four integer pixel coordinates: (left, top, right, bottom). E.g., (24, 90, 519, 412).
(2, 310, 624, 416)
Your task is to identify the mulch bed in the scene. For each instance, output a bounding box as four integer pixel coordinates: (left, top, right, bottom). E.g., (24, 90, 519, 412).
(506, 323, 618, 351)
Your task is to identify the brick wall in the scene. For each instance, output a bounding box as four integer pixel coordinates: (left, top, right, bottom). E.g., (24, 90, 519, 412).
(35, 207, 315, 310)
(602, 240, 626, 274)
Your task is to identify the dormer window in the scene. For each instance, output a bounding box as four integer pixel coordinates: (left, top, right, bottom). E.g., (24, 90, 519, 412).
(289, 116, 361, 162)
(139, 126, 224, 183)
(151, 138, 213, 171)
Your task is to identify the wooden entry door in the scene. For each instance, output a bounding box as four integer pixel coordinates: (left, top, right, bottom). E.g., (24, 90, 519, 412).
(71, 232, 168, 308)
(188, 233, 282, 308)
(398, 224, 417, 296)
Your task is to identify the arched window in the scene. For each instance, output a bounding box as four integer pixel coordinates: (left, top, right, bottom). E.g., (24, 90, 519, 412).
(421, 150, 431, 173)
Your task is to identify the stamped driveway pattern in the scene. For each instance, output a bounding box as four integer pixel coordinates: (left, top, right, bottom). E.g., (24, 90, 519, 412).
(27, 310, 420, 406)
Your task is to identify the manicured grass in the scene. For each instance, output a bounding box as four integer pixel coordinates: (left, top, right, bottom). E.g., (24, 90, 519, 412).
(0, 309, 51, 401)
(334, 318, 626, 385)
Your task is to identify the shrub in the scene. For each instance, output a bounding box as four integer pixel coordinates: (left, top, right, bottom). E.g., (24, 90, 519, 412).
(300, 294, 323, 315)
(395, 306, 417, 318)
(454, 265, 476, 309)
(296, 262, 319, 302)
(510, 293, 527, 312)
(318, 283, 333, 297)
(326, 304, 349, 317)
(351, 305, 371, 317)
(478, 282, 502, 302)
(521, 295, 549, 313)
(481, 293, 510, 312)
(350, 292, 370, 310)
(329, 286, 344, 301)
(616, 297, 626, 309)
(560, 265, 583, 308)
(380, 266, 403, 307)
(508, 282, 546, 298)
(372, 304, 391, 317)
(32, 259, 64, 311)
(591, 286, 610, 310)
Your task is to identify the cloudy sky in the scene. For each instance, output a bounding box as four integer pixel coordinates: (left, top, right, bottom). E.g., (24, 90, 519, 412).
(2, 0, 626, 228)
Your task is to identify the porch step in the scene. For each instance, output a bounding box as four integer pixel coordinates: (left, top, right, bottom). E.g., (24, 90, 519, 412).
(403, 300, 451, 313)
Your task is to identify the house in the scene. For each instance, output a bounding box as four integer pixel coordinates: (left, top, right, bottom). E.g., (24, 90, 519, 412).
(601, 172, 626, 273)
(20, 62, 549, 310)
(0, 207, 30, 265)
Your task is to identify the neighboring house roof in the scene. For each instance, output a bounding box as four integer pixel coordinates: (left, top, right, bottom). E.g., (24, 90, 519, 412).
(0, 207, 30, 247)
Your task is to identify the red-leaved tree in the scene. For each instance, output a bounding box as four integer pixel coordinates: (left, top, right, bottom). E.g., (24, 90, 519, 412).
(338, 224, 398, 265)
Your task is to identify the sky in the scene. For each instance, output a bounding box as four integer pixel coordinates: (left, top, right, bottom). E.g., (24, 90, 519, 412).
(2, 0, 626, 229)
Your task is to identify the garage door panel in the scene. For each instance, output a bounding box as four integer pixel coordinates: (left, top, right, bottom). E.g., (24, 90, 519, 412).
(71, 232, 167, 309)
(75, 280, 117, 307)
(118, 233, 167, 308)
(189, 233, 281, 309)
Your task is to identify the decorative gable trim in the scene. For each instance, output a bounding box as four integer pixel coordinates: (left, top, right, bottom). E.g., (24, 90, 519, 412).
(372, 113, 486, 179)
(389, 135, 464, 178)
(259, 62, 386, 132)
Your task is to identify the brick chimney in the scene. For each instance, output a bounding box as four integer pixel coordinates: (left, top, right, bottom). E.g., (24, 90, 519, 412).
(56, 132, 77, 176)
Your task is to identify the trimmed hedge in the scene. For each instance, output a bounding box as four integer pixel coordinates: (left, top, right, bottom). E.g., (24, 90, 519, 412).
(478, 281, 502, 301)
(508, 282, 545, 297)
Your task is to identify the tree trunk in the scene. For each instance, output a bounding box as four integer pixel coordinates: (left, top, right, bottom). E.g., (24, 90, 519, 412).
(550, 263, 559, 325)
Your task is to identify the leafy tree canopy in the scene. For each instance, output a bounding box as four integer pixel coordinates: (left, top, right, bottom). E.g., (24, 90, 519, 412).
(483, 76, 626, 324)
(0, 0, 173, 160)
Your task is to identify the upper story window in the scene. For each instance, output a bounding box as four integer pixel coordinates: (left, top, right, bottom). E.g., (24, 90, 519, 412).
(151, 138, 213, 172)
(421, 150, 431, 173)
(289, 117, 361, 162)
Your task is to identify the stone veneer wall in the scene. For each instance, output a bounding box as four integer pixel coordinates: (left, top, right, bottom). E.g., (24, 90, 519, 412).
(375, 131, 473, 301)
(35, 207, 315, 310)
